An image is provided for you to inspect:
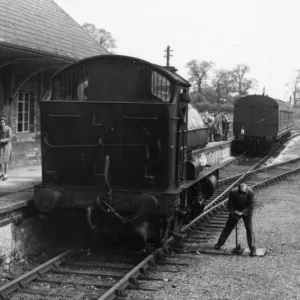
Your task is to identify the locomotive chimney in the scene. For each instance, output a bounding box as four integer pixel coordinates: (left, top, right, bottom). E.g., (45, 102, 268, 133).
(164, 66, 178, 73)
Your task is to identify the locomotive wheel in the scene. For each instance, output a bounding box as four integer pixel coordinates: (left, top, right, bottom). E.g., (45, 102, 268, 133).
(191, 200, 205, 219)
(159, 226, 170, 246)
(155, 217, 171, 247)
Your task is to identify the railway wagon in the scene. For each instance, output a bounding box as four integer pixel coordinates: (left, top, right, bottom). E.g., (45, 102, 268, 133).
(232, 95, 294, 156)
(34, 55, 217, 244)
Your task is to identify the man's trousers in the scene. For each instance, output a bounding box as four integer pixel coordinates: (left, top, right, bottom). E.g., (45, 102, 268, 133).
(216, 213, 256, 250)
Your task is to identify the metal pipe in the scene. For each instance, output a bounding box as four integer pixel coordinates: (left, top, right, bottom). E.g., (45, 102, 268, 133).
(86, 206, 96, 231)
(103, 155, 113, 206)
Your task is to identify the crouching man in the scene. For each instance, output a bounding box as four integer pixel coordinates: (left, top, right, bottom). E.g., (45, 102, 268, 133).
(214, 183, 257, 256)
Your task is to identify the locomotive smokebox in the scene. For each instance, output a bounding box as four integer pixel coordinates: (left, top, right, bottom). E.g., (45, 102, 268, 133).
(34, 188, 61, 213)
(130, 194, 158, 220)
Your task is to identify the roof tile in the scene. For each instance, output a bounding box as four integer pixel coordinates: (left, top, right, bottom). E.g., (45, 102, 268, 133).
(0, 0, 108, 60)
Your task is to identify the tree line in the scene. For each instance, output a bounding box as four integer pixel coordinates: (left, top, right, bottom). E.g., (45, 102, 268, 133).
(287, 69, 300, 107)
(185, 60, 258, 109)
(80, 22, 260, 112)
(82, 23, 116, 51)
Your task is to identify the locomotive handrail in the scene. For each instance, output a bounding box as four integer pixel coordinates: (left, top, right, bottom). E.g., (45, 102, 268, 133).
(48, 114, 81, 118)
(123, 116, 158, 120)
(43, 136, 147, 148)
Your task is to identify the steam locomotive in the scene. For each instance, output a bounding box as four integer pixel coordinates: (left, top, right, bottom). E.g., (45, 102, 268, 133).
(34, 55, 219, 244)
(232, 95, 294, 156)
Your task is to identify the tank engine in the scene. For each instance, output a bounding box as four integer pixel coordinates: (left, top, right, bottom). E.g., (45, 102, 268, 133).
(232, 94, 294, 156)
(34, 55, 218, 243)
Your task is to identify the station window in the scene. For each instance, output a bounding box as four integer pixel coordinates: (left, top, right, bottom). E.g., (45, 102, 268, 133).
(17, 92, 30, 132)
(151, 71, 171, 102)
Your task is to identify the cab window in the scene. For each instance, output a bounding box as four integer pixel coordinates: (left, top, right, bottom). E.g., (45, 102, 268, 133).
(151, 71, 171, 102)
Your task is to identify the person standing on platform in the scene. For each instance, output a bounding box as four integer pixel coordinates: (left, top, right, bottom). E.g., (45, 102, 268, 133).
(214, 183, 257, 256)
(204, 112, 215, 142)
(0, 117, 12, 181)
(214, 112, 222, 141)
(222, 113, 230, 141)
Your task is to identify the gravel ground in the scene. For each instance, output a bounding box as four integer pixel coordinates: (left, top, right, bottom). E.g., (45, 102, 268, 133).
(144, 175, 300, 300)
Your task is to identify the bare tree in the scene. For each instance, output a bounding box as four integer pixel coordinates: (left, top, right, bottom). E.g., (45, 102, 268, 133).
(82, 23, 116, 51)
(286, 69, 300, 106)
(231, 64, 257, 96)
(186, 60, 214, 93)
(211, 69, 234, 101)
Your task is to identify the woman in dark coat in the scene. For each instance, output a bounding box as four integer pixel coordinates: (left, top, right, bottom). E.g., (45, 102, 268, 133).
(0, 117, 12, 181)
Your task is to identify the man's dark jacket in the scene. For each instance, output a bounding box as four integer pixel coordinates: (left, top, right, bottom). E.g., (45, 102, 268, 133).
(227, 187, 255, 216)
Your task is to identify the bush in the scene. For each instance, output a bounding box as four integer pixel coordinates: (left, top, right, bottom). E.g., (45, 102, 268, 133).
(193, 101, 234, 114)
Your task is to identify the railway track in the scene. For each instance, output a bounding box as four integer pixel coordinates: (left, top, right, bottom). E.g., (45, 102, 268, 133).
(182, 156, 300, 250)
(0, 246, 189, 299)
(3, 157, 300, 300)
(2, 137, 300, 299)
(219, 130, 300, 184)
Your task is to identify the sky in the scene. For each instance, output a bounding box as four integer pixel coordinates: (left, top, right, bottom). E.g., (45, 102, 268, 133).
(55, 0, 300, 101)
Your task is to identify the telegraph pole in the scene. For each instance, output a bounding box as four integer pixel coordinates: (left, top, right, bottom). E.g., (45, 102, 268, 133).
(164, 45, 173, 67)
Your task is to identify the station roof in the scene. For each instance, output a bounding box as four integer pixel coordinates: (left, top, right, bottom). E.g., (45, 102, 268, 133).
(0, 0, 108, 63)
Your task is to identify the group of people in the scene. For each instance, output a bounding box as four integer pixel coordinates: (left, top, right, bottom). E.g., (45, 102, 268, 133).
(203, 111, 231, 142)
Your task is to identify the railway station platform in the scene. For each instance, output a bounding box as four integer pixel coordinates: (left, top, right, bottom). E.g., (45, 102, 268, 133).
(0, 165, 41, 267)
(0, 165, 41, 220)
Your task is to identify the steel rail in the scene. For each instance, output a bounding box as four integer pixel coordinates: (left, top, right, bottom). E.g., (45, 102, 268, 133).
(219, 155, 300, 185)
(218, 153, 245, 170)
(0, 248, 76, 300)
(204, 131, 300, 212)
(203, 153, 269, 212)
(201, 165, 300, 217)
(97, 252, 158, 300)
(219, 131, 300, 186)
(181, 161, 300, 234)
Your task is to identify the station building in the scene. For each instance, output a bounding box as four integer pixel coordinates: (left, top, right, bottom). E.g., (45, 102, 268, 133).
(0, 0, 107, 166)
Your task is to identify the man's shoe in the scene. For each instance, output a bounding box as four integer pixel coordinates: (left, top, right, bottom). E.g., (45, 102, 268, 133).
(214, 244, 221, 250)
(249, 249, 257, 256)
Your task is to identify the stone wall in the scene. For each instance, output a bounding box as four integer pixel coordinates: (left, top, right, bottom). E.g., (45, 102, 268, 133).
(0, 218, 42, 269)
(11, 138, 41, 168)
(0, 214, 90, 270)
(0, 69, 42, 168)
(204, 143, 232, 165)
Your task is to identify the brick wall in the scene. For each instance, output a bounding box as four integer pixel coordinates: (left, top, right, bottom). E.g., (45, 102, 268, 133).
(0, 69, 42, 168)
